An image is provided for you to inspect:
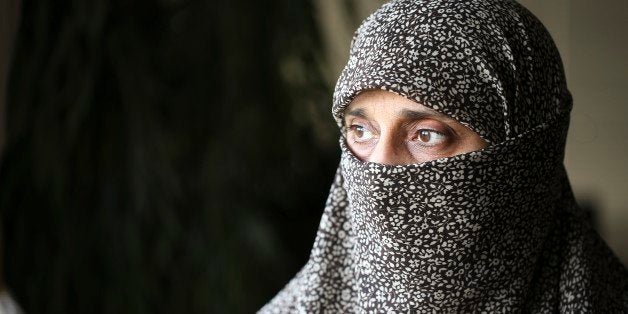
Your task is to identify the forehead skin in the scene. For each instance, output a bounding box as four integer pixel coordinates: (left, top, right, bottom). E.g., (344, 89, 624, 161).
(346, 90, 459, 125)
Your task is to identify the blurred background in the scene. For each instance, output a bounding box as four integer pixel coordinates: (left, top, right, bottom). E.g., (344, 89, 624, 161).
(0, 0, 626, 313)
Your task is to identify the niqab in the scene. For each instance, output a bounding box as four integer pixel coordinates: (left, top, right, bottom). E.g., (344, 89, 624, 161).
(260, 0, 628, 312)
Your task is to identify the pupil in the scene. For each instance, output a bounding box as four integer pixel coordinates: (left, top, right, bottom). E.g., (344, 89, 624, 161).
(419, 130, 431, 142)
(355, 127, 364, 138)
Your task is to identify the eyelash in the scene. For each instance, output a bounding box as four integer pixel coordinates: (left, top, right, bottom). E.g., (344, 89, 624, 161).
(346, 124, 374, 142)
(345, 123, 450, 147)
(410, 129, 447, 147)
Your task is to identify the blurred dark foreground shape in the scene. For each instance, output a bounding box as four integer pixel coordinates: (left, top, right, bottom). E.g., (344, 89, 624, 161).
(0, 0, 340, 313)
(1, 0, 22, 312)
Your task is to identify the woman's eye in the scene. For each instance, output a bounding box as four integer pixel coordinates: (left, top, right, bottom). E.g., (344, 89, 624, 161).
(412, 129, 447, 147)
(348, 125, 375, 142)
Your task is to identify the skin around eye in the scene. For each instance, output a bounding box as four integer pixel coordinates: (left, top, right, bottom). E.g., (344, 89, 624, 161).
(342, 90, 487, 165)
(412, 129, 447, 147)
(344, 121, 380, 157)
(347, 124, 377, 143)
(403, 121, 457, 161)
(405, 119, 454, 149)
(345, 118, 457, 161)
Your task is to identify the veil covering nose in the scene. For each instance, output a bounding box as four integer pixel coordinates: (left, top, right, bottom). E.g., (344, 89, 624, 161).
(260, 0, 628, 312)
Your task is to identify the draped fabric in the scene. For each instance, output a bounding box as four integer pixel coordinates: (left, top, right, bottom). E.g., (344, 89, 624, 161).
(260, 0, 628, 312)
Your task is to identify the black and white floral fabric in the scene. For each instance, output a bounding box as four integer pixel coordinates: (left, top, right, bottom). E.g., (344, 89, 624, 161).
(260, 0, 628, 312)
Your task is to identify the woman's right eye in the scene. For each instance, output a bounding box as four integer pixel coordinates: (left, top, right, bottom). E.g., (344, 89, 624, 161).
(348, 125, 375, 143)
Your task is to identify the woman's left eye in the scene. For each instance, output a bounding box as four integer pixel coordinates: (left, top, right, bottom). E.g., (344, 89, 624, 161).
(411, 129, 447, 147)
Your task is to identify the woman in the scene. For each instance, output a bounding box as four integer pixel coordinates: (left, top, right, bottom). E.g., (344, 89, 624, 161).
(261, 0, 628, 312)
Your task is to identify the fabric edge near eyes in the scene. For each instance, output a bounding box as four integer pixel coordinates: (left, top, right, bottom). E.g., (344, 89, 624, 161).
(339, 103, 569, 169)
(340, 116, 548, 169)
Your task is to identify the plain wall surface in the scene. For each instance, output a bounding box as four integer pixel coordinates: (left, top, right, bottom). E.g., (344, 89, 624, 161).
(519, 0, 628, 264)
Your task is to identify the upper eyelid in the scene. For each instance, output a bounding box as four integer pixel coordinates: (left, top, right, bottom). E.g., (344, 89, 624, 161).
(404, 119, 451, 132)
(344, 115, 457, 137)
(406, 124, 460, 144)
(345, 118, 378, 131)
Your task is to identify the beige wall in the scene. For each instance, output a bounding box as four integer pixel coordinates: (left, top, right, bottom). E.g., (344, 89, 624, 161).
(314, 0, 384, 83)
(317, 0, 628, 264)
(520, 0, 628, 264)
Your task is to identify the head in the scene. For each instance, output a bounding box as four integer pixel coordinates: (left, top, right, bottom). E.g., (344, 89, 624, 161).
(329, 3, 573, 308)
(333, 0, 572, 163)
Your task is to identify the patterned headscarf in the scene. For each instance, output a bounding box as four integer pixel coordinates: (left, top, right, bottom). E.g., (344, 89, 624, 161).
(261, 0, 628, 312)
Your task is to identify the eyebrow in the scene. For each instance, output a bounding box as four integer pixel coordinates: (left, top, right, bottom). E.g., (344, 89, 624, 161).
(344, 107, 452, 122)
(400, 108, 441, 120)
(345, 108, 367, 119)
